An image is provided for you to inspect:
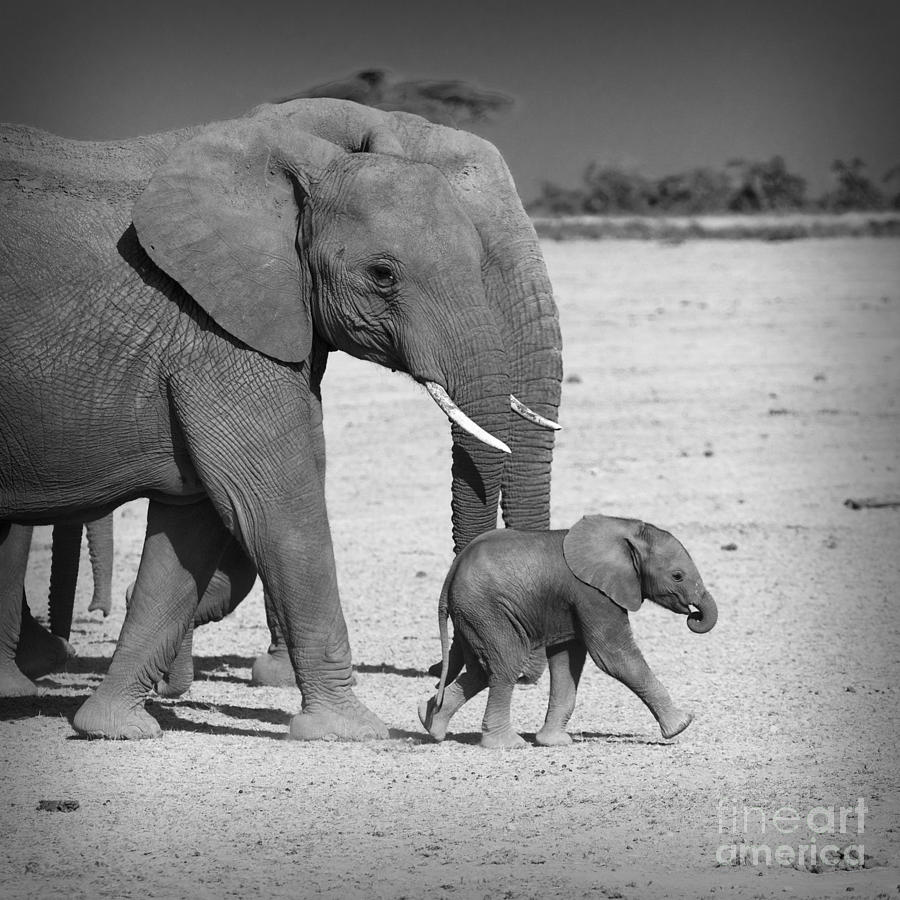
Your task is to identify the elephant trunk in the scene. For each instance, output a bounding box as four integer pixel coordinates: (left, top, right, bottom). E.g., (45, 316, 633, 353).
(422, 310, 511, 553)
(686, 588, 718, 634)
(485, 233, 563, 534)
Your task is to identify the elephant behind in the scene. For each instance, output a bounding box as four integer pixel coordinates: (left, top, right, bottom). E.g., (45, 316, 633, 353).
(0, 515, 114, 696)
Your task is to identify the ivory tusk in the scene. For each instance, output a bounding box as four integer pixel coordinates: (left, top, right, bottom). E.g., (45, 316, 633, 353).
(509, 395, 562, 431)
(425, 382, 511, 454)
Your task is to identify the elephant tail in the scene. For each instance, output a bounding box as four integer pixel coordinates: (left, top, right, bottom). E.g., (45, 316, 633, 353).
(435, 549, 466, 710)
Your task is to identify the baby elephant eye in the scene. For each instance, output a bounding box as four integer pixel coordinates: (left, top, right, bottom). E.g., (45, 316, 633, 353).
(368, 264, 397, 289)
(672, 571, 685, 582)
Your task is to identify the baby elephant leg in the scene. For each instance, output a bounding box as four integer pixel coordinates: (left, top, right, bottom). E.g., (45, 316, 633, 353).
(419, 660, 487, 742)
(600, 627, 693, 739)
(480, 678, 527, 749)
(536, 641, 587, 746)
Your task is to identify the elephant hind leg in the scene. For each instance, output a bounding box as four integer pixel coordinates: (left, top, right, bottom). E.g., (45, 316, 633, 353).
(73, 500, 229, 739)
(419, 640, 487, 742)
(158, 538, 258, 699)
(479, 680, 527, 749)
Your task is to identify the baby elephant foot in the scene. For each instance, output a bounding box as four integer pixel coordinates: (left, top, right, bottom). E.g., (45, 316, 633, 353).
(480, 728, 528, 749)
(289, 697, 388, 742)
(659, 709, 694, 740)
(72, 694, 162, 740)
(418, 695, 452, 742)
(535, 726, 573, 747)
(0, 662, 39, 697)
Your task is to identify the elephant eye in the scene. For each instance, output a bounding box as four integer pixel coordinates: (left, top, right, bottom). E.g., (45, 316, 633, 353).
(672, 571, 684, 582)
(367, 263, 397, 290)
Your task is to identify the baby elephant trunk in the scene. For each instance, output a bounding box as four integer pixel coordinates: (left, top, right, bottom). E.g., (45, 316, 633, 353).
(686, 587, 718, 634)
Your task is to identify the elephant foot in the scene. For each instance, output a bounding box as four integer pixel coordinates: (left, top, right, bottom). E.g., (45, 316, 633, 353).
(659, 709, 694, 740)
(535, 726, 573, 747)
(479, 728, 528, 750)
(87, 594, 112, 617)
(16, 617, 74, 679)
(251, 646, 358, 688)
(250, 646, 296, 687)
(72, 694, 162, 740)
(288, 696, 388, 742)
(0, 661, 39, 697)
(417, 695, 451, 742)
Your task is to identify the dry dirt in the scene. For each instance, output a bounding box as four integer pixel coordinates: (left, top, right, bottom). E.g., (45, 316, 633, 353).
(2, 237, 899, 899)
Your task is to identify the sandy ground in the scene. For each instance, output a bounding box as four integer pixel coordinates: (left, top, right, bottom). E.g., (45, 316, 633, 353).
(2, 237, 899, 899)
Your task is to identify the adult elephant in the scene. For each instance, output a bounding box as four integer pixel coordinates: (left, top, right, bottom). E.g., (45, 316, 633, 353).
(0, 98, 562, 740)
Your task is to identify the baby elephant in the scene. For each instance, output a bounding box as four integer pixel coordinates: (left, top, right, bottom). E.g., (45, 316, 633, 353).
(418, 515, 717, 749)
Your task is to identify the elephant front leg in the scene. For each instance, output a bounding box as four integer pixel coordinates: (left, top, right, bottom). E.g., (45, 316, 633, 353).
(279, 577, 387, 742)
(249, 501, 387, 741)
(251, 408, 327, 689)
(251, 592, 355, 689)
(592, 625, 693, 739)
(249, 589, 295, 687)
(536, 641, 586, 746)
(72, 500, 229, 739)
(172, 371, 385, 741)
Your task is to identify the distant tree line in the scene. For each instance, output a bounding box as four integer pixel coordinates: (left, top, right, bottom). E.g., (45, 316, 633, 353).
(282, 72, 898, 217)
(528, 156, 900, 215)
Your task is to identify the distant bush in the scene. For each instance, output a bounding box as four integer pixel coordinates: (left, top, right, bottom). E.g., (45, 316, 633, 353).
(581, 162, 655, 214)
(528, 155, 898, 216)
(820, 158, 887, 212)
(726, 156, 808, 212)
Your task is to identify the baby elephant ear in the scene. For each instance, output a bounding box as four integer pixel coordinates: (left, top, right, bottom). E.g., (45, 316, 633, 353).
(133, 109, 342, 363)
(563, 515, 643, 612)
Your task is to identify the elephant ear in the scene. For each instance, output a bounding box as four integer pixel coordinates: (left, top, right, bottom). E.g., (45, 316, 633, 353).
(563, 515, 643, 612)
(133, 109, 343, 363)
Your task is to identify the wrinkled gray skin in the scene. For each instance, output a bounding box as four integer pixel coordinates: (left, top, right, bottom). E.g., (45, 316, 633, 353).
(0, 99, 562, 739)
(418, 515, 718, 748)
(0, 515, 114, 697)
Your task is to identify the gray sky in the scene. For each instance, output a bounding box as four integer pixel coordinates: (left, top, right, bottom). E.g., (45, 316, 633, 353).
(1, 0, 898, 200)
